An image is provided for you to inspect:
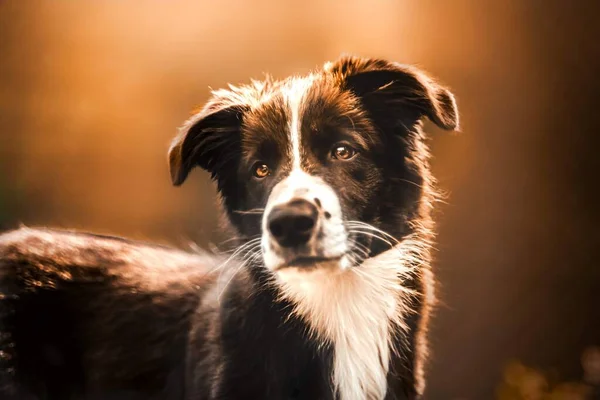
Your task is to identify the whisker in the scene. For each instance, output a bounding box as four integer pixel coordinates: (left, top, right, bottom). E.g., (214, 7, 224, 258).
(345, 221, 400, 244)
(218, 236, 245, 245)
(217, 260, 248, 302)
(217, 245, 260, 301)
(217, 234, 261, 250)
(231, 208, 266, 215)
(225, 239, 262, 263)
(349, 237, 371, 252)
(217, 245, 262, 301)
(346, 252, 360, 267)
(206, 238, 262, 277)
(347, 230, 396, 248)
(347, 238, 370, 258)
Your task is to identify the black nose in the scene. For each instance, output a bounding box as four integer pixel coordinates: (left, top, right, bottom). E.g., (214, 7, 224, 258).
(267, 199, 318, 248)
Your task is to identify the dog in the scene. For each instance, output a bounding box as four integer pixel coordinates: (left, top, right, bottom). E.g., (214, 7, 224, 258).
(0, 55, 458, 399)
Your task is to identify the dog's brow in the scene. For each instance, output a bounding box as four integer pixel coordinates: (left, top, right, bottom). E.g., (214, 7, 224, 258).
(343, 130, 370, 150)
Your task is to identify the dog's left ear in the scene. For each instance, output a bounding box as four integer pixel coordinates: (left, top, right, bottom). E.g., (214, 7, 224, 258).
(325, 56, 459, 131)
(168, 96, 248, 186)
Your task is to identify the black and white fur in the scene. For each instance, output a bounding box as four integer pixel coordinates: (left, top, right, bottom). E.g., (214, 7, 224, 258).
(0, 56, 458, 399)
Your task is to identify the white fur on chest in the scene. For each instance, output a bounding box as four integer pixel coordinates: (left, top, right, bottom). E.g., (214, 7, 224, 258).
(277, 247, 414, 400)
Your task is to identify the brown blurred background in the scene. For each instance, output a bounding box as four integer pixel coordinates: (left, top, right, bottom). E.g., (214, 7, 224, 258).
(1, 1, 599, 398)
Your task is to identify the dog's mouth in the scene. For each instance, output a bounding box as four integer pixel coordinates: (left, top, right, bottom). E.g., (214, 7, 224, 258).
(275, 255, 345, 271)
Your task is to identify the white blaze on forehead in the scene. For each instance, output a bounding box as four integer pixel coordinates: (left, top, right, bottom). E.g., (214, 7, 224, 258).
(281, 76, 315, 170)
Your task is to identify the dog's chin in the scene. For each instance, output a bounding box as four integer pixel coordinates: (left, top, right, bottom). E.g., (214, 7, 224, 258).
(271, 254, 351, 275)
(277, 255, 344, 270)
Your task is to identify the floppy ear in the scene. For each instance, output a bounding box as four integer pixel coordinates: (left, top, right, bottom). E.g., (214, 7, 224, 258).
(325, 56, 459, 132)
(168, 97, 248, 186)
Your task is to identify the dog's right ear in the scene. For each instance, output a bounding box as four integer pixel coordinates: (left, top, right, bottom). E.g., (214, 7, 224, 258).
(325, 55, 459, 132)
(168, 95, 248, 186)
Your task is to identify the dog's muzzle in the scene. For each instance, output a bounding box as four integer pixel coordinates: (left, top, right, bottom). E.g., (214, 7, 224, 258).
(261, 170, 348, 272)
(267, 199, 318, 248)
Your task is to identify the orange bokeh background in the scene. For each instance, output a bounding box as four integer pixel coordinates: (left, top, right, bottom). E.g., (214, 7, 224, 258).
(1, 1, 598, 398)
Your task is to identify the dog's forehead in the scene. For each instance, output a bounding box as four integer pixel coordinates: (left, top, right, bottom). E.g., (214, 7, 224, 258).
(242, 89, 289, 142)
(300, 79, 366, 130)
(240, 75, 359, 147)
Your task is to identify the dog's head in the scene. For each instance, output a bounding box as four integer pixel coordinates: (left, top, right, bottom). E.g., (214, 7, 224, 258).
(169, 56, 458, 275)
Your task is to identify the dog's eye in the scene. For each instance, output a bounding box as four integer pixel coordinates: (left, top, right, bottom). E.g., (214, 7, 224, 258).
(253, 162, 271, 178)
(331, 144, 357, 161)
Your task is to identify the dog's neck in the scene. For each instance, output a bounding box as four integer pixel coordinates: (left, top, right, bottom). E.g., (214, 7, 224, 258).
(273, 241, 420, 400)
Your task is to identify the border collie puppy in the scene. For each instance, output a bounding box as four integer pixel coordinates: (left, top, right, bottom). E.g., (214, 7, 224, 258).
(0, 56, 458, 400)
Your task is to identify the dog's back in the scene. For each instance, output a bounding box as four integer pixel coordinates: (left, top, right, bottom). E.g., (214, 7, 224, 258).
(0, 227, 218, 399)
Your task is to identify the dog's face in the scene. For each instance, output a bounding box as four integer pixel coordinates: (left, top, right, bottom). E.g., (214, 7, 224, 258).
(169, 56, 458, 274)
